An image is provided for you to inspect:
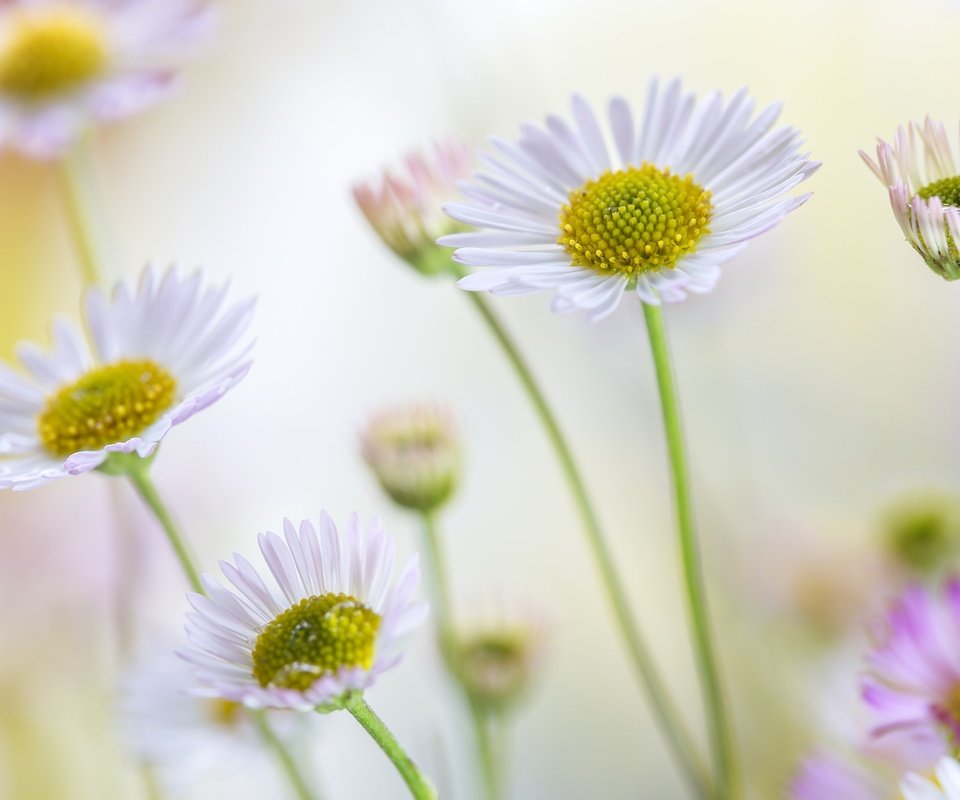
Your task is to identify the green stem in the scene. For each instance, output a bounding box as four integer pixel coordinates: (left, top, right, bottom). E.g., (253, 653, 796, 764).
(457, 283, 711, 798)
(420, 511, 502, 799)
(253, 711, 316, 800)
(56, 142, 102, 287)
(112, 458, 317, 800)
(345, 695, 437, 800)
(641, 302, 735, 800)
(121, 460, 203, 594)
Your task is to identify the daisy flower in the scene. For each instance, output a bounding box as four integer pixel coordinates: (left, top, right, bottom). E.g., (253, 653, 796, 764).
(0, 264, 254, 490)
(120, 651, 298, 791)
(181, 512, 428, 711)
(354, 141, 471, 276)
(901, 757, 960, 799)
(860, 118, 960, 281)
(0, 0, 214, 158)
(441, 77, 817, 319)
(862, 579, 960, 769)
(361, 403, 460, 514)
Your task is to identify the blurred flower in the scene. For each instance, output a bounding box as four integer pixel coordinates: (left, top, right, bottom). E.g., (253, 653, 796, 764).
(882, 493, 960, 576)
(0, 0, 214, 158)
(450, 608, 546, 714)
(791, 753, 884, 800)
(862, 579, 960, 769)
(120, 651, 287, 791)
(353, 141, 471, 276)
(860, 118, 960, 281)
(0, 264, 253, 490)
(181, 512, 428, 711)
(791, 753, 960, 800)
(361, 403, 459, 514)
(441, 77, 817, 319)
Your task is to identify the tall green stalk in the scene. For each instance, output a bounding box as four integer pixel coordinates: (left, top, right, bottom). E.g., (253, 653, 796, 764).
(56, 142, 102, 287)
(454, 274, 711, 798)
(641, 302, 735, 800)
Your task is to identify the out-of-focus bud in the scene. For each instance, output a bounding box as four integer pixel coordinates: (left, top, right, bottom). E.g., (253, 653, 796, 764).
(882, 492, 960, 575)
(361, 404, 459, 513)
(353, 141, 471, 276)
(450, 611, 547, 714)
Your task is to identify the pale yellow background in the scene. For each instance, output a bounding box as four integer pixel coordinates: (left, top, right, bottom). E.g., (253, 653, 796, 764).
(1, 0, 958, 797)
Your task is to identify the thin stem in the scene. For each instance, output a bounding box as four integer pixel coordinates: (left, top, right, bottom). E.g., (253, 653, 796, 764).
(420, 511, 501, 799)
(345, 695, 437, 800)
(458, 284, 711, 798)
(467, 698, 501, 800)
(56, 142, 102, 287)
(253, 711, 316, 800)
(641, 302, 735, 800)
(122, 461, 203, 594)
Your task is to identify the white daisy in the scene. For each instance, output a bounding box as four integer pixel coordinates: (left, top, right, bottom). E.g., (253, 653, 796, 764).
(441, 77, 817, 320)
(120, 651, 294, 791)
(0, 0, 214, 158)
(860, 118, 960, 281)
(180, 512, 428, 711)
(901, 757, 960, 800)
(0, 264, 254, 490)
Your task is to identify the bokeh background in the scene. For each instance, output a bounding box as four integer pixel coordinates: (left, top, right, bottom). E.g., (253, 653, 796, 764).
(3, 0, 960, 797)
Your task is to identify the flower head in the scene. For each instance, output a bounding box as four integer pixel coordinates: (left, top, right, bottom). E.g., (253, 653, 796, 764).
(862, 579, 960, 769)
(181, 512, 428, 711)
(354, 141, 471, 276)
(450, 607, 546, 713)
(120, 651, 283, 789)
(361, 403, 459, 513)
(0, 0, 214, 158)
(860, 118, 960, 280)
(882, 492, 960, 576)
(441, 77, 817, 319)
(0, 264, 253, 490)
(901, 757, 960, 799)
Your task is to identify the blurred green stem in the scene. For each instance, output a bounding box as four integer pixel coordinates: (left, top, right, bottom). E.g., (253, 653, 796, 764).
(420, 511, 502, 799)
(345, 695, 437, 800)
(642, 302, 735, 800)
(107, 456, 318, 800)
(56, 141, 102, 287)
(453, 273, 711, 798)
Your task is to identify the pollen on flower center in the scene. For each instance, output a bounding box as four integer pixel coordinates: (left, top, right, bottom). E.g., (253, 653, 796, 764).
(251, 593, 381, 691)
(38, 360, 177, 457)
(0, 10, 107, 100)
(558, 164, 712, 277)
(919, 176, 960, 208)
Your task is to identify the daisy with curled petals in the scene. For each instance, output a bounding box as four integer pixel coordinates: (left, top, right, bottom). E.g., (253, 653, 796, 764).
(181, 512, 436, 799)
(0, 264, 253, 492)
(442, 76, 817, 319)
(861, 118, 960, 281)
(0, 0, 214, 158)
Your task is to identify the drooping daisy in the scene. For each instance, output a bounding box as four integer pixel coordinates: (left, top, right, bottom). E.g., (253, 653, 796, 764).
(862, 579, 960, 769)
(440, 77, 818, 319)
(0, 0, 214, 158)
(353, 141, 471, 276)
(0, 264, 254, 490)
(860, 118, 960, 281)
(181, 512, 428, 711)
(361, 403, 460, 514)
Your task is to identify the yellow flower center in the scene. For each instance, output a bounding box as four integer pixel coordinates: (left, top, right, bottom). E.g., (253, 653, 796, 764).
(252, 593, 381, 692)
(558, 164, 712, 277)
(919, 176, 960, 208)
(38, 360, 177, 457)
(0, 9, 107, 101)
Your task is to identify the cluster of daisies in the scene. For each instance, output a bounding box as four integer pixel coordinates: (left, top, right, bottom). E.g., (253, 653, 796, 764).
(6, 0, 960, 796)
